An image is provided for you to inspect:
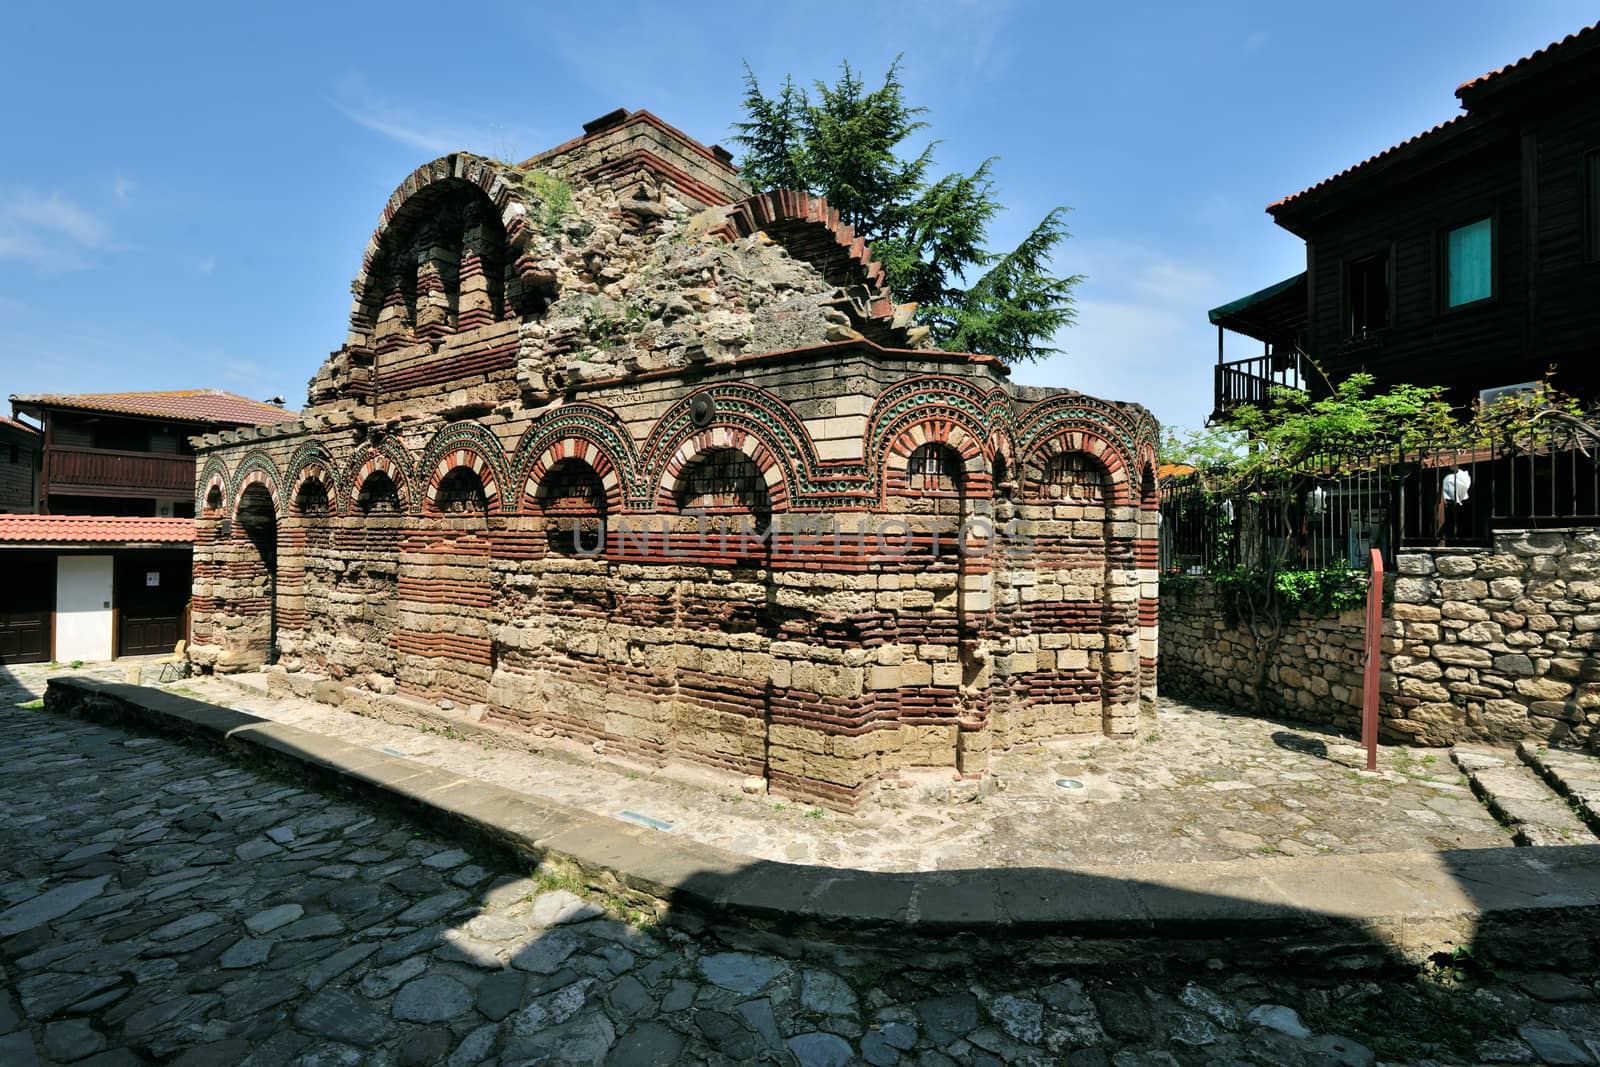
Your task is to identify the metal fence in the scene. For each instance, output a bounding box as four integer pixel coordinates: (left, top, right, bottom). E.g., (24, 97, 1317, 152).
(1160, 415, 1600, 573)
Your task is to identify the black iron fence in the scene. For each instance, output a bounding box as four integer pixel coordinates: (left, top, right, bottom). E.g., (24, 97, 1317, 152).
(1160, 417, 1600, 573)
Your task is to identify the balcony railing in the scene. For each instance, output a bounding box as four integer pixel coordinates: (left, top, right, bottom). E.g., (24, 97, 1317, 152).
(45, 445, 196, 498)
(1214, 352, 1305, 418)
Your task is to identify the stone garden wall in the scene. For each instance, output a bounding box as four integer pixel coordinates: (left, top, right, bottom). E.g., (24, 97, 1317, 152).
(1159, 529, 1600, 748)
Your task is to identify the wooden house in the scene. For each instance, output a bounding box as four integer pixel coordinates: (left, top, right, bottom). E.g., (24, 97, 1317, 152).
(0, 390, 295, 664)
(1211, 23, 1600, 419)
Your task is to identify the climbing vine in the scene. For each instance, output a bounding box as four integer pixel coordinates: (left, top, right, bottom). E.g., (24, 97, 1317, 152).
(1210, 565, 1367, 627)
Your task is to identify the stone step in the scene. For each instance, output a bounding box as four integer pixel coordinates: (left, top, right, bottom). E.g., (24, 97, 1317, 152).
(1451, 745, 1597, 847)
(216, 672, 272, 699)
(1518, 741, 1600, 837)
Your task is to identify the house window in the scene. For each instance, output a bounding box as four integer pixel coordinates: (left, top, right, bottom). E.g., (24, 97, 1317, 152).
(1346, 252, 1390, 338)
(1446, 217, 1493, 307)
(1586, 150, 1600, 263)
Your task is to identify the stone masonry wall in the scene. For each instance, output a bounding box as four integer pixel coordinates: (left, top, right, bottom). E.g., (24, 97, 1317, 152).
(1160, 529, 1600, 748)
(188, 110, 1162, 809)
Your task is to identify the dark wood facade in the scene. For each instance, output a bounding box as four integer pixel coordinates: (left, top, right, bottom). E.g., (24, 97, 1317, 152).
(0, 419, 40, 514)
(1214, 24, 1600, 415)
(12, 407, 206, 516)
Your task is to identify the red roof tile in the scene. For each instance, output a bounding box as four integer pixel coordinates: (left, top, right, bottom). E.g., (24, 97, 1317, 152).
(1456, 22, 1599, 97)
(0, 515, 195, 545)
(0, 415, 40, 436)
(9, 390, 297, 426)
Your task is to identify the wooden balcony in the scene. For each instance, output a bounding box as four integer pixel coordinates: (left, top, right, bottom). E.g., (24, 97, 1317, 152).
(1213, 353, 1305, 420)
(45, 446, 195, 498)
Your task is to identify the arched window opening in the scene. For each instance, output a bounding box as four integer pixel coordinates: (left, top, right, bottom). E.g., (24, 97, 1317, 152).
(907, 443, 966, 495)
(678, 448, 771, 533)
(993, 453, 1013, 501)
(235, 482, 279, 665)
(356, 181, 519, 347)
(295, 479, 330, 516)
(541, 459, 607, 556)
(357, 471, 402, 515)
(1039, 453, 1107, 505)
(434, 467, 488, 515)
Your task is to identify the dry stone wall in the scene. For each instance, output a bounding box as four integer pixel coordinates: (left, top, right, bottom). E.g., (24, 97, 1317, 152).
(1160, 529, 1600, 748)
(189, 110, 1161, 808)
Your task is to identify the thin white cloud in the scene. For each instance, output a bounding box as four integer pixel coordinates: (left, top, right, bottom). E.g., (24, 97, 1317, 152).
(11, 190, 107, 246)
(0, 189, 112, 273)
(198, 255, 217, 274)
(329, 73, 541, 159)
(221, 358, 276, 393)
(113, 175, 135, 202)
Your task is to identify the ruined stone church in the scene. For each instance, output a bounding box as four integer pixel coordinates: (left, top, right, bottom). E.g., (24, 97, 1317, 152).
(189, 109, 1160, 807)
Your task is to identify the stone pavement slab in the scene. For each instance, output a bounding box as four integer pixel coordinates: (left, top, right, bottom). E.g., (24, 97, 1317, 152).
(167, 666, 1508, 870)
(29, 672, 1600, 975)
(6, 664, 1600, 1064)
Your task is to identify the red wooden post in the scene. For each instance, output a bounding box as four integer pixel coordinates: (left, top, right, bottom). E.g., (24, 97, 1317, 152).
(1362, 547, 1384, 771)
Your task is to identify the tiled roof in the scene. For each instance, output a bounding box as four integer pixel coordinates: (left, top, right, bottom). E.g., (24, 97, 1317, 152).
(0, 415, 40, 436)
(1456, 22, 1598, 97)
(1271, 21, 1598, 216)
(0, 515, 195, 545)
(9, 390, 297, 426)
(1267, 116, 1468, 214)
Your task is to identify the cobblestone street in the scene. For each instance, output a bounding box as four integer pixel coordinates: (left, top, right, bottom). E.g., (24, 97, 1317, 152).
(6, 673, 1600, 1066)
(90, 666, 1512, 872)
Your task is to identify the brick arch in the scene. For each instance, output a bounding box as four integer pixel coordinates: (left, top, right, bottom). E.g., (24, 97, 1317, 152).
(284, 443, 339, 517)
(865, 379, 996, 503)
(707, 190, 924, 348)
(638, 385, 809, 510)
(1014, 393, 1144, 479)
(511, 403, 639, 512)
(988, 429, 1019, 497)
(881, 418, 988, 499)
(345, 439, 415, 513)
(522, 438, 626, 514)
(288, 466, 337, 517)
(1138, 447, 1159, 511)
(198, 457, 230, 515)
(229, 452, 283, 518)
(1023, 430, 1132, 507)
(418, 423, 510, 516)
(655, 428, 790, 513)
(347, 155, 553, 339)
(865, 377, 1000, 457)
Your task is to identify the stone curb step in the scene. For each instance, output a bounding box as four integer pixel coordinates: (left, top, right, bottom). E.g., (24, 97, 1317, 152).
(1518, 741, 1600, 837)
(40, 676, 1600, 974)
(1452, 745, 1597, 847)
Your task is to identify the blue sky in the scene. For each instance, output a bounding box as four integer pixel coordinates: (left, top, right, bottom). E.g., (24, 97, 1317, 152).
(0, 0, 1592, 433)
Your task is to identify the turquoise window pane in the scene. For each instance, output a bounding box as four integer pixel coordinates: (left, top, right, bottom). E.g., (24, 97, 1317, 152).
(1447, 218, 1492, 306)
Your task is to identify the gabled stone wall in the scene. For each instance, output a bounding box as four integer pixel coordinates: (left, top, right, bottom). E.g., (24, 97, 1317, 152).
(189, 111, 1160, 807)
(1160, 529, 1600, 748)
